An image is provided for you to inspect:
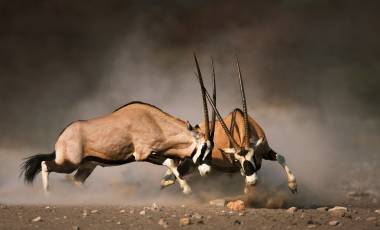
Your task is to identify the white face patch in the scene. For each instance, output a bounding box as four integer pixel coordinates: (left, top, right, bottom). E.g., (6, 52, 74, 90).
(198, 163, 211, 176)
(192, 140, 206, 163)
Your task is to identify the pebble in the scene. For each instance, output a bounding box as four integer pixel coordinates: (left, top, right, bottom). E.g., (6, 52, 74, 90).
(158, 218, 169, 228)
(90, 209, 98, 214)
(375, 209, 380, 215)
(32, 216, 42, 222)
(72, 226, 80, 230)
(366, 217, 376, 221)
(328, 206, 348, 217)
(209, 199, 226, 207)
(234, 220, 241, 225)
(130, 209, 135, 214)
(116, 221, 121, 225)
(139, 210, 146, 215)
(120, 209, 126, 213)
(307, 224, 317, 228)
(329, 220, 339, 226)
(287, 207, 298, 214)
(226, 200, 245, 211)
(316, 207, 328, 212)
(179, 217, 191, 226)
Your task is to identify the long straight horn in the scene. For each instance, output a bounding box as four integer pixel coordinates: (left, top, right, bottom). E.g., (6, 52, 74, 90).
(204, 86, 240, 151)
(210, 57, 216, 140)
(235, 55, 250, 149)
(194, 53, 209, 140)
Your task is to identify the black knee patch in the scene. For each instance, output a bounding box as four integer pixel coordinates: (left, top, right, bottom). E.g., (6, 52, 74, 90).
(243, 160, 255, 176)
(177, 158, 193, 177)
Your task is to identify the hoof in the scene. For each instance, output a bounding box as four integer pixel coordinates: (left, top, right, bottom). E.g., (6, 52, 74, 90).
(160, 179, 175, 189)
(182, 186, 192, 195)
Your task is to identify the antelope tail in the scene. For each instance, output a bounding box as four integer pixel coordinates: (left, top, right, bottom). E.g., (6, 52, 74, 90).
(20, 152, 56, 184)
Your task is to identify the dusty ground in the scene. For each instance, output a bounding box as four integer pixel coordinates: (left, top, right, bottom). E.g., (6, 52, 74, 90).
(1, 203, 379, 230)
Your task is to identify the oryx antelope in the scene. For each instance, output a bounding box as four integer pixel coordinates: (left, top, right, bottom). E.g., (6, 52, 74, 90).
(20, 87, 215, 194)
(161, 56, 298, 194)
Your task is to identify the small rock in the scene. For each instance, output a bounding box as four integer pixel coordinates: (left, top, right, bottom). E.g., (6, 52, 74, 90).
(234, 220, 241, 225)
(192, 213, 203, 220)
(316, 207, 328, 212)
(139, 210, 146, 215)
(307, 224, 317, 228)
(287, 207, 298, 214)
(158, 218, 169, 228)
(151, 203, 160, 211)
(90, 209, 98, 214)
(238, 212, 245, 216)
(227, 200, 245, 211)
(354, 216, 361, 221)
(209, 199, 226, 207)
(329, 220, 339, 226)
(130, 209, 135, 214)
(116, 221, 121, 225)
(374, 209, 380, 215)
(179, 217, 191, 226)
(120, 209, 126, 213)
(32, 216, 42, 222)
(45, 206, 50, 209)
(366, 217, 376, 221)
(72, 226, 80, 230)
(328, 206, 348, 217)
(63, 216, 67, 219)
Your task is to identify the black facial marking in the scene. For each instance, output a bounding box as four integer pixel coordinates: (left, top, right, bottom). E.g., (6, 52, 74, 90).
(243, 160, 255, 176)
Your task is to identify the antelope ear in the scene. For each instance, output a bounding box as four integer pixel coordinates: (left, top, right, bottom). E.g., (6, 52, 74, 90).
(186, 121, 194, 131)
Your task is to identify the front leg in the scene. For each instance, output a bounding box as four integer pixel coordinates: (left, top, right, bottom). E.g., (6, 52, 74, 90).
(276, 154, 297, 193)
(160, 169, 176, 188)
(162, 159, 192, 194)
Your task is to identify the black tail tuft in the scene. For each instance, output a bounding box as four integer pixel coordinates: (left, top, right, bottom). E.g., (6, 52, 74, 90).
(20, 152, 55, 184)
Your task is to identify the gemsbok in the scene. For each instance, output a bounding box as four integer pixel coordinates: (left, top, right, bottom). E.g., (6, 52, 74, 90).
(161, 56, 298, 194)
(20, 68, 216, 195)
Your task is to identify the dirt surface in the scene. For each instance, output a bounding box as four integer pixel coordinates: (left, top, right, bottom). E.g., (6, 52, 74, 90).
(1, 204, 379, 230)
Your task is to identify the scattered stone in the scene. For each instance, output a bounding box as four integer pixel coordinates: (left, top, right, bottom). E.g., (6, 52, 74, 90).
(287, 207, 298, 214)
(316, 207, 328, 212)
(90, 209, 98, 214)
(192, 213, 203, 220)
(307, 224, 317, 228)
(227, 200, 245, 211)
(179, 217, 191, 226)
(130, 209, 135, 214)
(116, 221, 121, 225)
(329, 220, 339, 226)
(45, 206, 50, 209)
(181, 204, 186, 208)
(171, 214, 177, 218)
(32, 216, 42, 222)
(120, 209, 126, 213)
(82, 210, 88, 217)
(63, 216, 67, 219)
(238, 212, 245, 216)
(139, 210, 146, 215)
(72, 226, 80, 230)
(151, 203, 160, 211)
(209, 199, 226, 207)
(354, 216, 361, 221)
(158, 218, 169, 228)
(234, 220, 241, 225)
(328, 206, 348, 217)
(374, 209, 380, 215)
(366, 217, 376, 221)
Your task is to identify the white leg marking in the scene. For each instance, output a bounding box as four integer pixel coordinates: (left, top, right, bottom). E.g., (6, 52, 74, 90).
(245, 172, 258, 186)
(162, 159, 191, 194)
(41, 161, 49, 193)
(276, 154, 297, 193)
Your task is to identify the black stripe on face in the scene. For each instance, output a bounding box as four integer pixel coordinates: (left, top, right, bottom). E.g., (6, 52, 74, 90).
(243, 160, 256, 176)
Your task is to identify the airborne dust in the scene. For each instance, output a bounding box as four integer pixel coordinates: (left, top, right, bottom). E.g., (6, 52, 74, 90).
(0, 1, 379, 207)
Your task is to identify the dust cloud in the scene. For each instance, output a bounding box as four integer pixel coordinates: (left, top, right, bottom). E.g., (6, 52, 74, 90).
(0, 0, 379, 206)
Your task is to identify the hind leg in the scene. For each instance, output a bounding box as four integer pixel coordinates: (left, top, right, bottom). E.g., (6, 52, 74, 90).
(72, 162, 97, 186)
(160, 169, 176, 188)
(42, 160, 79, 192)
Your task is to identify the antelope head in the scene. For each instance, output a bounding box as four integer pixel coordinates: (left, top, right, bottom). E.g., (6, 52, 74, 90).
(191, 54, 217, 176)
(203, 56, 261, 178)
